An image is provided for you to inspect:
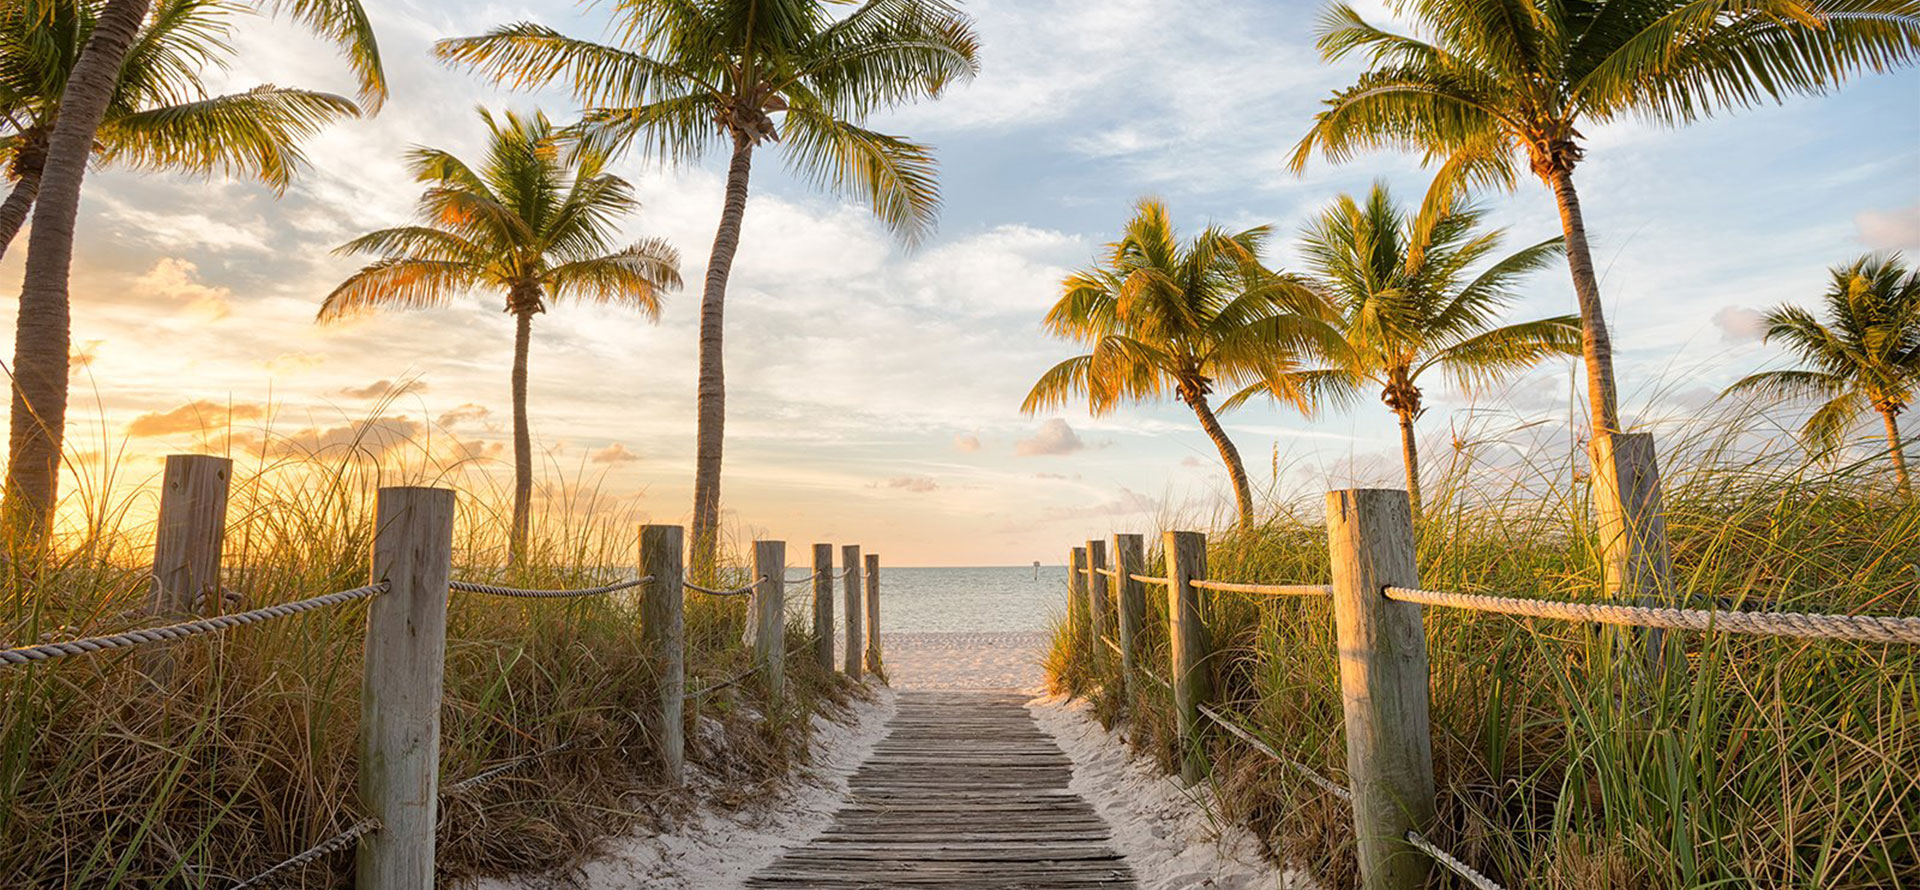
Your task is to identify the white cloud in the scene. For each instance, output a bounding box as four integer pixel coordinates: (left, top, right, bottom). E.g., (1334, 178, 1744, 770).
(1712, 306, 1770, 343)
(954, 434, 982, 452)
(1856, 204, 1920, 249)
(1016, 418, 1085, 457)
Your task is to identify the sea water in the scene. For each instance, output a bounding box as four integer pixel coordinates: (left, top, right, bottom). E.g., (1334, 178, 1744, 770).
(790, 565, 1070, 635)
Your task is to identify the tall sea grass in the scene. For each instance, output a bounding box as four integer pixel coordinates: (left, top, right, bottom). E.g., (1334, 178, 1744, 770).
(1050, 411, 1920, 888)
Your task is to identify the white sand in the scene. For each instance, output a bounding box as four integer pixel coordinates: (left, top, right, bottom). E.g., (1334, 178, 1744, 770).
(881, 630, 1049, 690)
(1030, 694, 1319, 890)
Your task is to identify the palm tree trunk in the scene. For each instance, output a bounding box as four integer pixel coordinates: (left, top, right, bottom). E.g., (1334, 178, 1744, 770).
(510, 309, 534, 564)
(1883, 408, 1913, 499)
(1397, 409, 1422, 516)
(4, 0, 152, 541)
(690, 134, 754, 579)
(1185, 392, 1254, 529)
(1546, 167, 1623, 436)
(0, 150, 45, 261)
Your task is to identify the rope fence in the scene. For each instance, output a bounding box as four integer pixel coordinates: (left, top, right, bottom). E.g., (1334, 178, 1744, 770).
(687, 666, 760, 698)
(2, 582, 388, 668)
(1406, 830, 1504, 890)
(1130, 573, 1168, 586)
(225, 817, 381, 890)
(1190, 580, 1331, 597)
(1384, 586, 1920, 644)
(684, 577, 762, 597)
(444, 741, 577, 795)
(449, 577, 653, 599)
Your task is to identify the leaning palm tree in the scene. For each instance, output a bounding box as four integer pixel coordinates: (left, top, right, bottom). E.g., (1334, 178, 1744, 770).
(1290, 0, 1920, 438)
(319, 109, 682, 561)
(436, 0, 980, 576)
(0, 0, 359, 257)
(1023, 198, 1337, 529)
(1232, 181, 1577, 514)
(1724, 254, 1919, 497)
(4, 0, 383, 540)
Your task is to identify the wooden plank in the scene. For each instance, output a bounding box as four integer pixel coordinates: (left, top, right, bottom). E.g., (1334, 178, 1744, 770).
(640, 524, 685, 784)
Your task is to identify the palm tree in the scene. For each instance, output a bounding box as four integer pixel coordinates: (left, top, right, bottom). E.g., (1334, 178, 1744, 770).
(0, 0, 359, 258)
(1724, 254, 1919, 497)
(1023, 198, 1337, 529)
(1290, 0, 1920, 438)
(319, 109, 682, 561)
(3, 0, 383, 540)
(1234, 181, 1577, 514)
(436, 0, 979, 576)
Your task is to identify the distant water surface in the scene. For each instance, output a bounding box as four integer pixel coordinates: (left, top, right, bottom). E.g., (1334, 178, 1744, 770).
(796, 565, 1069, 635)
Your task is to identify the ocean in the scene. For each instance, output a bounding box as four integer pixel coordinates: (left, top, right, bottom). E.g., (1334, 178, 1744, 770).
(790, 565, 1071, 635)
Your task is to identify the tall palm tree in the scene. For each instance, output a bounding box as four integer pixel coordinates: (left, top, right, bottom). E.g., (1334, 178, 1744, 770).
(0, 0, 360, 258)
(319, 109, 682, 561)
(436, 0, 980, 575)
(3, 0, 383, 540)
(1290, 0, 1920, 438)
(1023, 198, 1337, 529)
(1724, 254, 1919, 497)
(1233, 181, 1577, 514)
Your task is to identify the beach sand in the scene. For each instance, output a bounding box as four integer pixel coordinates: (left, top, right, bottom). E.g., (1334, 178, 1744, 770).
(880, 630, 1050, 690)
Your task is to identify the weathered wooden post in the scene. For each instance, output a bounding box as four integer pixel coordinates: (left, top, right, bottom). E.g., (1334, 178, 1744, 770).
(639, 524, 685, 784)
(148, 454, 231, 615)
(1590, 432, 1673, 666)
(1068, 546, 1089, 660)
(864, 553, 882, 676)
(842, 545, 864, 679)
(1164, 530, 1214, 784)
(1326, 488, 1434, 890)
(752, 540, 786, 699)
(1085, 539, 1112, 675)
(357, 486, 455, 890)
(812, 544, 834, 671)
(1112, 533, 1146, 699)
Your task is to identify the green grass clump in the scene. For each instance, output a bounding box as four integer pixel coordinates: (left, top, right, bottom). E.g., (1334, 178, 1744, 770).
(1049, 415, 1920, 888)
(0, 445, 861, 888)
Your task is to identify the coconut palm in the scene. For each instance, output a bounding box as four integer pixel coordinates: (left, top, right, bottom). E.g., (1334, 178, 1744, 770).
(4, 0, 383, 539)
(1232, 181, 1578, 514)
(1724, 254, 1919, 497)
(436, 0, 979, 576)
(1290, 0, 1920, 438)
(0, 0, 359, 258)
(1023, 198, 1337, 529)
(319, 109, 682, 561)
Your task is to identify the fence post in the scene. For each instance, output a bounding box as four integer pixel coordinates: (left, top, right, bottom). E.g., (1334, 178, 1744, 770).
(864, 553, 882, 676)
(1068, 546, 1088, 663)
(842, 545, 863, 679)
(1164, 530, 1213, 785)
(1326, 488, 1434, 890)
(1112, 533, 1146, 700)
(357, 486, 455, 890)
(812, 544, 834, 671)
(148, 454, 231, 616)
(1590, 432, 1673, 668)
(1085, 539, 1112, 675)
(752, 540, 786, 699)
(639, 524, 685, 784)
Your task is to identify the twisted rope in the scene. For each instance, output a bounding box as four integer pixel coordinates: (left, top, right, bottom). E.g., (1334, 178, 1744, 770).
(684, 577, 763, 598)
(783, 570, 823, 586)
(1406, 830, 1504, 890)
(1384, 587, 1920, 644)
(1196, 704, 1351, 801)
(445, 741, 575, 794)
(687, 666, 760, 698)
(2, 583, 388, 668)
(1191, 580, 1332, 597)
(449, 576, 652, 599)
(1130, 573, 1170, 586)
(225, 817, 380, 889)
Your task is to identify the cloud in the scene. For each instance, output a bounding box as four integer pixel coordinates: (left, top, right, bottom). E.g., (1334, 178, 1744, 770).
(265, 352, 325, 374)
(132, 258, 232, 319)
(269, 416, 423, 459)
(1856, 204, 1920, 249)
(437, 403, 492, 428)
(1015, 418, 1085, 457)
(590, 442, 641, 464)
(1041, 487, 1157, 520)
(1180, 456, 1205, 468)
(70, 340, 103, 371)
(954, 434, 982, 453)
(882, 476, 940, 493)
(1711, 306, 1770, 343)
(126, 400, 265, 437)
(340, 379, 427, 399)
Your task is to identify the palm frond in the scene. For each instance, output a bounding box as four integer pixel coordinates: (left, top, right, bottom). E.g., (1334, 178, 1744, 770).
(778, 106, 940, 244)
(317, 258, 477, 321)
(96, 85, 357, 191)
(543, 238, 684, 316)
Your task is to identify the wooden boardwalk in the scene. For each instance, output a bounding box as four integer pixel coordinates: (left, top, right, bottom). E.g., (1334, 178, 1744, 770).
(748, 691, 1137, 889)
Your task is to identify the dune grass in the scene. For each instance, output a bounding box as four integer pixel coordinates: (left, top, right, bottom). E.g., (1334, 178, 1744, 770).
(1048, 414, 1920, 888)
(0, 441, 860, 888)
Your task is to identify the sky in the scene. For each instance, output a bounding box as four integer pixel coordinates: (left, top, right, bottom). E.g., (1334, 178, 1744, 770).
(3, 0, 1917, 565)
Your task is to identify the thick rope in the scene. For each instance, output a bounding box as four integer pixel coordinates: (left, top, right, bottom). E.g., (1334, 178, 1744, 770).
(449, 577, 652, 599)
(1406, 830, 1504, 890)
(1191, 580, 1332, 597)
(1196, 704, 1351, 801)
(225, 817, 380, 889)
(445, 741, 575, 794)
(783, 570, 823, 586)
(684, 577, 763, 598)
(2, 583, 388, 668)
(1384, 586, 1920, 644)
(1130, 573, 1170, 586)
(687, 666, 760, 698)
